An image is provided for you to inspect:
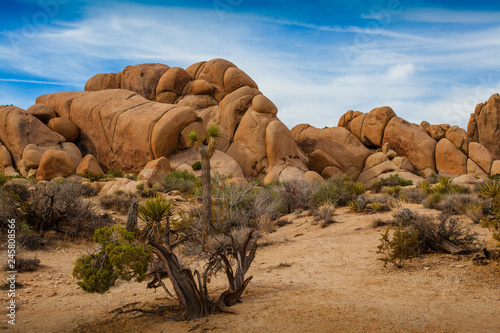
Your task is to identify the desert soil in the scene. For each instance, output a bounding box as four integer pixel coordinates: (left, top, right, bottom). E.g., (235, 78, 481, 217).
(1, 203, 500, 333)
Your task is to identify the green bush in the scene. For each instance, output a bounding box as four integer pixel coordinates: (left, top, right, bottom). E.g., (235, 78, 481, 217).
(1, 179, 109, 236)
(138, 195, 174, 242)
(312, 175, 357, 206)
(73, 226, 152, 293)
(477, 179, 500, 199)
(377, 226, 419, 268)
(106, 169, 125, 178)
(371, 174, 413, 193)
(163, 170, 200, 194)
(0, 173, 11, 187)
(191, 161, 202, 171)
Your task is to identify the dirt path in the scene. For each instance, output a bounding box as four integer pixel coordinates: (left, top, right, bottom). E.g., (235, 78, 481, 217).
(2, 205, 500, 332)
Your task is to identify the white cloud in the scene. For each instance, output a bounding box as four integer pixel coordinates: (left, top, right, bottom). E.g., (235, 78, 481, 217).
(0, 2, 499, 132)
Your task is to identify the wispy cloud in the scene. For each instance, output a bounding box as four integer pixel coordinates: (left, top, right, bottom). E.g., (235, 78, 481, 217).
(0, 2, 498, 131)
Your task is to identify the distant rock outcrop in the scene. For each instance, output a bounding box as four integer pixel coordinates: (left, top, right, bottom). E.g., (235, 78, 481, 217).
(467, 93, 500, 159)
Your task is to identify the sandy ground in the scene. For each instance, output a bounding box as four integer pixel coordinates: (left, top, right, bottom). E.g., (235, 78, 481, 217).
(1, 204, 500, 333)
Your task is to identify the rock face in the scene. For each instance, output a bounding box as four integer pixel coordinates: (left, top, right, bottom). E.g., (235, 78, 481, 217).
(0, 105, 66, 168)
(291, 124, 371, 179)
(467, 94, 500, 159)
(382, 117, 437, 177)
(26, 103, 56, 123)
(36, 149, 75, 180)
(48, 117, 79, 142)
(435, 138, 467, 176)
(468, 142, 495, 174)
(37, 90, 196, 172)
(76, 154, 104, 175)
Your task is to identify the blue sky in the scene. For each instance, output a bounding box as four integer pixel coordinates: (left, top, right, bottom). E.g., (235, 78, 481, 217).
(1, 0, 499, 129)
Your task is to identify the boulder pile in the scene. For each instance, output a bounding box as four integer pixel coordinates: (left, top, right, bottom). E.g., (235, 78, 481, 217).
(1, 59, 499, 189)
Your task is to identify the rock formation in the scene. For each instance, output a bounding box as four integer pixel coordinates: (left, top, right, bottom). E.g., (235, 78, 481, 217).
(1, 59, 499, 183)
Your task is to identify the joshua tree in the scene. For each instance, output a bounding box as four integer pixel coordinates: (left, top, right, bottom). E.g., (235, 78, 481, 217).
(188, 124, 221, 238)
(73, 124, 257, 320)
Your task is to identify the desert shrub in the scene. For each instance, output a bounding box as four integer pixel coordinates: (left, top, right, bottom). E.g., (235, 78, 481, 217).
(417, 180, 433, 195)
(477, 179, 500, 199)
(126, 173, 138, 181)
(73, 226, 152, 293)
(2, 179, 110, 237)
(275, 179, 315, 213)
(163, 170, 200, 194)
(313, 201, 336, 224)
(368, 201, 388, 212)
(352, 182, 366, 196)
(0, 173, 11, 187)
(82, 172, 105, 182)
(385, 185, 401, 197)
(347, 200, 358, 212)
(437, 193, 488, 216)
(275, 218, 292, 228)
(106, 169, 125, 178)
(191, 161, 202, 171)
(11, 258, 41, 272)
(427, 173, 439, 184)
(377, 225, 419, 268)
(99, 191, 138, 214)
(422, 192, 444, 209)
(371, 174, 413, 193)
(392, 210, 479, 254)
(312, 175, 357, 206)
(399, 187, 426, 204)
(17, 233, 46, 251)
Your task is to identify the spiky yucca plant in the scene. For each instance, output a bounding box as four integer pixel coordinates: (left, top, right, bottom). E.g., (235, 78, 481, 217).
(477, 180, 500, 199)
(138, 195, 174, 244)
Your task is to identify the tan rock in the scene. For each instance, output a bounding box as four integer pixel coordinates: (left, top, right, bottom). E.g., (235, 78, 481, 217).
(22, 144, 44, 169)
(349, 113, 366, 142)
(185, 61, 206, 80)
(252, 95, 277, 116)
(226, 109, 274, 177)
(223, 66, 258, 95)
(196, 58, 236, 101)
(48, 117, 79, 142)
(26, 104, 56, 123)
(156, 91, 178, 104)
(121, 63, 170, 100)
(36, 149, 75, 180)
(137, 168, 166, 187)
(468, 93, 500, 158)
(223, 177, 248, 186)
(467, 112, 479, 143)
(2, 166, 19, 177)
(84, 73, 108, 91)
(382, 142, 391, 154)
(392, 156, 415, 172)
(156, 67, 192, 96)
(386, 149, 397, 159)
(382, 117, 437, 177)
(36, 91, 88, 118)
(183, 80, 215, 96)
(435, 138, 467, 176)
(169, 148, 244, 179)
(218, 86, 259, 151)
(364, 171, 424, 187)
(491, 160, 500, 176)
(357, 160, 398, 183)
(468, 142, 495, 174)
(419, 121, 430, 132)
(363, 152, 389, 170)
(61, 142, 82, 168)
(360, 106, 396, 147)
(0, 106, 65, 167)
(38, 90, 198, 172)
(426, 124, 450, 141)
(176, 95, 218, 110)
(179, 121, 206, 149)
(308, 149, 342, 174)
(143, 157, 171, 177)
(292, 124, 371, 180)
(99, 178, 133, 196)
(0, 145, 13, 168)
(277, 166, 305, 183)
(338, 110, 359, 130)
(453, 174, 483, 188)
(467, 158, 488, 178)
(266, 120, 300, 168)
(76, 154, 104, 175)
(304, 171, 324, 183)
(321, 166, 344, 179)
(446, 126, 469, 154)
